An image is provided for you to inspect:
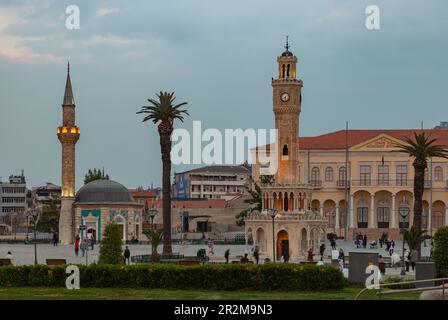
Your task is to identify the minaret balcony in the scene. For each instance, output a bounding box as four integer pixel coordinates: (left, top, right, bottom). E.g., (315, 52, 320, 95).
(57, 126, 80, 134)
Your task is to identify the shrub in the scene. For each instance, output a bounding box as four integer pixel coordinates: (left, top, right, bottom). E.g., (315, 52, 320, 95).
(433, 226, 448, 278)
(98, 223, 124, 265)
(380, 276, 415, 289)
(0, 263, 345, 291)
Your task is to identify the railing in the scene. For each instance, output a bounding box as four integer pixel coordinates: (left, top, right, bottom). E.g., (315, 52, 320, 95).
(336, 180, 350, 188)
(354, 277, 448, 300)
(310, 180, 322, 188)
(351, 179, 430, 187)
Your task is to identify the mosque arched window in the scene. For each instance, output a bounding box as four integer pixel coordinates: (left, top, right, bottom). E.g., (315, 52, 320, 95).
(282, 144, 289, 156)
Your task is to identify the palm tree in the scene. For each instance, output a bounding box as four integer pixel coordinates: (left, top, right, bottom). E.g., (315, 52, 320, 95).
(143, 229, 165, 262)
(396, 132, 448, 236)
(137, 91, 188, 255)
(401, 226, 430, 252)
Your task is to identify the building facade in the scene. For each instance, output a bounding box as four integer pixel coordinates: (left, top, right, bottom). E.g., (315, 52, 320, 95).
(31, 182, 61, 209)
(0, 172, 28, 226)
(251, 43, 448, 255)
(173, 165, 251, 200)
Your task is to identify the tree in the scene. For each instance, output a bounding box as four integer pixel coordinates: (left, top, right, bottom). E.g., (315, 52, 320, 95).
(137, 91, 188, 255)
(143, 229, 164, 262)
(236, 183, 262, 226)
(433, 227, 448, 278)
(36, 197, 60, 233)
(84, 168, 109, 185)
(401, 226, 430, 252)
(396, 133, 448, 232)
(98, 223, 123, 265)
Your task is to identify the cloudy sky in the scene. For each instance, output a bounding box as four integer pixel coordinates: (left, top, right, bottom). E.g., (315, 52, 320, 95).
(0, 0, 447, 190)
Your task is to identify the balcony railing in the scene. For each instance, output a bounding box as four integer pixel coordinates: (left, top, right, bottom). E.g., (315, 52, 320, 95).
(309, 180, 322, 188)
(336, 180, 350, 188)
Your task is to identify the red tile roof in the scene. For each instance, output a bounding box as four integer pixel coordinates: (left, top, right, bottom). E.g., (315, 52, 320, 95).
(299, 129, 448, 150)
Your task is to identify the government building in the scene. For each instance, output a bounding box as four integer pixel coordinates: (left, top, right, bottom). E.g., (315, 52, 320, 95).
(247, 41, 448, 260)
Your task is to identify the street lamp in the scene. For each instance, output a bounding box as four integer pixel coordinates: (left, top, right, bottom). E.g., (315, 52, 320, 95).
(268, 208, 278, 262)
(148, 209, 158, 229)
(400, 210, 409, 276)
(27, 208, 41, 265)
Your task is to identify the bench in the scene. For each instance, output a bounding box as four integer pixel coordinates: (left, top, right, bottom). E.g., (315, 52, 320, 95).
(0, 258, 12, 266)
(46, 259, 67, 266)
(178, 260, 200, 266)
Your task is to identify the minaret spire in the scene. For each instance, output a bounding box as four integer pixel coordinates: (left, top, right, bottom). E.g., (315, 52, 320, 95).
(63, 61, 75, 105)
(285, 35, 290, 51)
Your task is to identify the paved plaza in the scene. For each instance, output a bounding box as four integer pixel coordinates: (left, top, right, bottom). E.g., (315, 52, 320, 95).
(0, 239, 432, 271)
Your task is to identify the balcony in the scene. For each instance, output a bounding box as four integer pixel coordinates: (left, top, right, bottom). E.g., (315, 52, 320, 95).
(309, 180, 322, 188)
(336, 180, 350, 188)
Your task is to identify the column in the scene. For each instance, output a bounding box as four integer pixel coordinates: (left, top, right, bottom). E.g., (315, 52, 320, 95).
(428, 202, 432, 230)
(320, 206, 324, 217)
(370, 194, 375, 228)
(335, 206, 340, 229)
(269, 194, 273, 210)
(391, 194, 396, 228)
(445, 207, 448, 226)
(280, 193, 284, 211)
(350, 194, 354, 228)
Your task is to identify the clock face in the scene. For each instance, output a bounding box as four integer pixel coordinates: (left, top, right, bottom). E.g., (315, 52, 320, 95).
(281, 92, 290, 102)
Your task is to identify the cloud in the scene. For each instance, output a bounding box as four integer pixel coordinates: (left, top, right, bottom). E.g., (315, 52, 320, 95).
(96, 7, 119, 17)
(0, 5, 62, 63)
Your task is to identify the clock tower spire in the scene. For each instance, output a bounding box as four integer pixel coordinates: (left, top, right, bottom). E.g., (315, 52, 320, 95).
(272, 38, 303, 183)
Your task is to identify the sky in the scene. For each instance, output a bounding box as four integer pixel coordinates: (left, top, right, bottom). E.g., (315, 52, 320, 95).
(0, 0, 447, 190)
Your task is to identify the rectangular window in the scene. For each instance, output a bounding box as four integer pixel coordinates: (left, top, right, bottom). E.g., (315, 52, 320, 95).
(360, 165, 371, 186)
(396, 165, 407, 186)
(378, 165, 389, 186)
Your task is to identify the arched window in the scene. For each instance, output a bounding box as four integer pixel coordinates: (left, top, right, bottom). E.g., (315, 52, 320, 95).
(287, 64, 290, 77)
(325, 167, 333, 182)
(357, 198, 368, 229)
(282, 144, 288, 156)
(311, 167, 320, 185)
(282, 64, 285, 78)
(434, 166, 443, 181)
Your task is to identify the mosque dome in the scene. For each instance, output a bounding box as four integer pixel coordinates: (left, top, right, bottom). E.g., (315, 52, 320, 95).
(75, 179, 135, 204)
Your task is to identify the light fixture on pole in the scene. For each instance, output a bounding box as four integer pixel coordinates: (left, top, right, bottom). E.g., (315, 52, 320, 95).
(268, 208, 278, 262)
(400, 209, 409, 276)
(148, 209, 158, 229)
(27, 208, 41, 265)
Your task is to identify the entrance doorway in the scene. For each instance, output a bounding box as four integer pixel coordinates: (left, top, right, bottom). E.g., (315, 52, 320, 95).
(276, 230, 289, 260)
(116, 224, 124, 241)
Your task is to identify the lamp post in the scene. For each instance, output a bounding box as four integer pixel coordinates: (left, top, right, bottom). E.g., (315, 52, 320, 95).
(400, 210, 409, 276)
(268, 208, 277, 262)
(148, 209, 157, 229)
(27, 209, 40, 265)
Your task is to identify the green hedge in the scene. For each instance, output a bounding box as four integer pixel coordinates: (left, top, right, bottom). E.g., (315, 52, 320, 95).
(433, 227, 448, 278)
(0, 263, 345, 291)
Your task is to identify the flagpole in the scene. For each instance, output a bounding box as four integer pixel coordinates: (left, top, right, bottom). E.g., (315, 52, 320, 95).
(345, 121, 349, 240)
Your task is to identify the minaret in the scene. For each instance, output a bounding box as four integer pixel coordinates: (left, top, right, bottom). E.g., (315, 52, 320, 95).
(272, 37, 303, 184)
(57, 62, 80, 244)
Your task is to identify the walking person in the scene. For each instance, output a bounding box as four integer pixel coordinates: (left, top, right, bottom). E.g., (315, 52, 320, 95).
(404, 248, 410, 272)
(224, 249, 230, 263)
(331, 238, 337, 250)
(124, 246, 131, 265)
(80, 238, 87, 257)
(5, 251, 13, 264)
(362, 235, 367, 249)
(338, 248, 345, 269)
(52, 232, 58, 246)
(319, 243, 326, 261)
(74, 237, 80, 257)
(282, 249, 289, 263)
(307, 248, 314, 262)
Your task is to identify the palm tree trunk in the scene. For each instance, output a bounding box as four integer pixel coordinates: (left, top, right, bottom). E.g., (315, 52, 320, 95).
(413, 164, 425, 258)
(160, 132, 172, 255)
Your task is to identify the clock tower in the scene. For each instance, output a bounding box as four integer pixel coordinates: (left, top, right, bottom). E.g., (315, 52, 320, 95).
(272, 38, 303, 184)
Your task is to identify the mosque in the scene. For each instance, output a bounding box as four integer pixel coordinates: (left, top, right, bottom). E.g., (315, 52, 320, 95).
(57, 64, 143, 244)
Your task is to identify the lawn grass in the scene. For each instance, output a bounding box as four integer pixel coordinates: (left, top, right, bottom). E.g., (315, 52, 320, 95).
(0, 286, 419, 300)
